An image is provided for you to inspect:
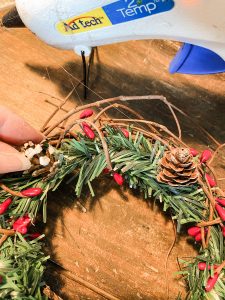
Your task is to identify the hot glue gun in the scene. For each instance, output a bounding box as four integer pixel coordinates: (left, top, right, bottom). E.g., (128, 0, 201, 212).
(3, 0, 225, 75)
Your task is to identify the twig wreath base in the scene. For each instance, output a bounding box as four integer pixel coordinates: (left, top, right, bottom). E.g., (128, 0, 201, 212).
(0, 95, 224, 300)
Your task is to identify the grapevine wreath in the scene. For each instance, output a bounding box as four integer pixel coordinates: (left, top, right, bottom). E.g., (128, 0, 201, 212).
(0, 94, 224, 300)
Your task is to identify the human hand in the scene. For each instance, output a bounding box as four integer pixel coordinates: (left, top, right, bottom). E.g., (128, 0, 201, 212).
(0, 106, 43, 174)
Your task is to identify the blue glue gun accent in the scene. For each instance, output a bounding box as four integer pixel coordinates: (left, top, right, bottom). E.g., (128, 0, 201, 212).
(169, 43, 225, 75)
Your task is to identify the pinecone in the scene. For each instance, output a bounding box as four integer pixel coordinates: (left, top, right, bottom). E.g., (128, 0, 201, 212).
(157, 148, 199, 186)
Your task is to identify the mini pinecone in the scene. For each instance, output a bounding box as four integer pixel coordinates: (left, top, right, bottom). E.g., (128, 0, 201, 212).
(157, 148, 199, 186)
(21, 141, 60, 179)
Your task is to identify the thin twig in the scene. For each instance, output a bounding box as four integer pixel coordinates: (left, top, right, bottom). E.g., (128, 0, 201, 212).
(49, 140, 68, 146)
(198, 177, 216, 247)
(161, 98, 182, 140)
(41, 87, 76, 132)
(45, 99, 69, 113)
(0, 183, 23, 197)
(209, 143, 225, 165)
(94, 103, 160, 134)
(0, 228, 15, 235)
(56, 119, 68, 149)
(216, 188, 225, 198)
(205, 177, 217, 248)
(169, 104, 220, 147)
(101, 118, 187, 148)
(65, 120, 113, 171)
(69, 131, 78, 139)
(43, 286, 63, 300)
(0, 228, 15, 247)
(37, 91, 66, 102)
(44, 94, 218, 147)
(215, 259, 225, 274)
(206, 164, 218, 186)
(101, 121, 171, 148)
(198, 178, 216, 210)
(44, 95, 173, 136)
(201, 226, 206, 249)
(197, 218, 221, 227)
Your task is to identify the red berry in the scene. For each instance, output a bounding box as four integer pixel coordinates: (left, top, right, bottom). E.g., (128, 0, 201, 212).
(215, 204, 225, 221)
(195, 232, 202, 242)
(19, 226, 28, 235)
(188, 226, 201, 237)
(14, 216, 31, 226)
(216, 198, 225, 207)
(113, 173, 124, 186)
(21, 188, 43, 197)
(189, 227, 207, 242)
(198, 262, 208, 271)
(190, 148, 198, 157)
(13, 216, 31, 234)
(0, 198, 12, 215)
(28, 233, 41, 240)
(103, 168, 110, 174)
(0, 276, 3, 284)
(198, 262, 218, 271)
(120, 128, 129, 138)
(80, 109, 94, 119)
(200, 150, 212, 163)
(82, 123, 95, 140)
(205, 273, 219, 292)
(222, 226, 225, 237)
(205, 174, 216, 187)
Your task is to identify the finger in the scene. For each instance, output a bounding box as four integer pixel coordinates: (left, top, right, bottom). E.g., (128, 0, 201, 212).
(0, 141, 31, 174)
(0, 106, 44, 145)
(0, 152, 31, 174)
(0, 141, 18, 153)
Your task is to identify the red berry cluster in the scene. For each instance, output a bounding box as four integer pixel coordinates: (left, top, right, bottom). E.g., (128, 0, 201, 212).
(197, 262, 219, 292)
(79, 111, 128, 186)
(188, 227, 221, 291)
(187, 226, 207, 242)
(0, 187, 43, 238)
(13, 215, 31, 234)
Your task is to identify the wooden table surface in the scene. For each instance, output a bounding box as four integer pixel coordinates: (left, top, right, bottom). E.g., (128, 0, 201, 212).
(0, 16, 225, 300)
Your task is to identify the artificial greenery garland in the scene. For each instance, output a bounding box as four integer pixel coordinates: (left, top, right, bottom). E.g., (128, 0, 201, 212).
(0, 95, 224, 300)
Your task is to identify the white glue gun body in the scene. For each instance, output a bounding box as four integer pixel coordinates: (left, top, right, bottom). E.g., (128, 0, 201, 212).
(15, 0, 225, 74)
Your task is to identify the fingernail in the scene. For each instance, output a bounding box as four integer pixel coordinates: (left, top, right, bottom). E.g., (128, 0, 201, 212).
(0, 152, 31, 174)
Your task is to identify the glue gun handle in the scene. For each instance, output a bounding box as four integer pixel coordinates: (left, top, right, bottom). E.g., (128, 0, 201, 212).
(169, 43, 225, 75)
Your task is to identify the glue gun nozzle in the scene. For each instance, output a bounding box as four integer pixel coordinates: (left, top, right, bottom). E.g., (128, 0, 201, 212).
(2, 6, 25, 28)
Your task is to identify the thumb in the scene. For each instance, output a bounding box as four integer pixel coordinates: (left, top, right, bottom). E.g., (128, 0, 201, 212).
(0, 152, 31, 174)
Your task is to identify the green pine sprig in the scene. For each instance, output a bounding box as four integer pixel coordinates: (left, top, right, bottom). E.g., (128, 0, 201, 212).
(0, 124, 222, 299)
(0, 234, 48, 300)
